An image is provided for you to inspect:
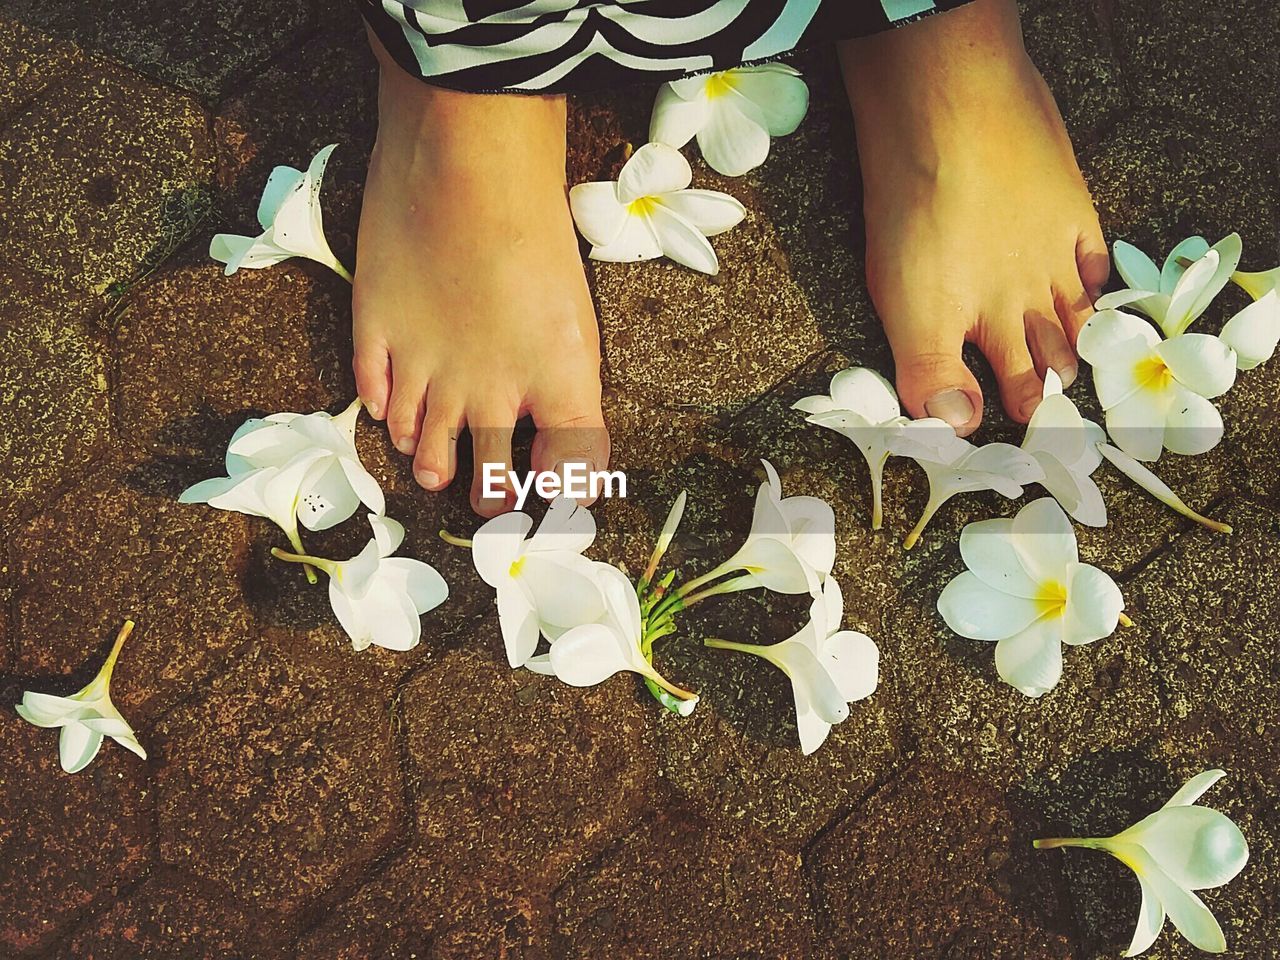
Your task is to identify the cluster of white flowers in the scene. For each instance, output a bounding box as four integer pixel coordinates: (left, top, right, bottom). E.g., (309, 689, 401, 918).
(456, 462, 876, 755)
(569, 65, 810, 274)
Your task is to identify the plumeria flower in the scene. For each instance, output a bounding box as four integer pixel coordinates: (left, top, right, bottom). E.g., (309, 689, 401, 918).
(1097, 234, 1241, 338)
(937, 498, 1125, 697)
(1077, 309, 1236, 461)
(273, 515, 447, 651)
(1035, 769, 1248, 956)
(470, 497, 607, 668)
(894, 428, 1042, 549)
(1219, 288, 1280, 370)
(568, 142, 745, 275)
(15, 620, 147, 773)
(541, 563, 698, 707)
(794, 366, 951, 530)
(1230, 262, 1280, 302)
(210, 143, 352, 281)
(1096, 442, 1233, 534)
(705, 578, 877, 754)
(649, 63, 809, 177)
(1021, 368, 1108, 526)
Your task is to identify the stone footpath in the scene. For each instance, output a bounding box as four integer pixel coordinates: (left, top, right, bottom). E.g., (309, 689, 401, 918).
(1, 1, 1277, 957)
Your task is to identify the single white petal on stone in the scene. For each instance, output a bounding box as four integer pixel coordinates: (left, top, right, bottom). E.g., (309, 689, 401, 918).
(1106, 388, 1174, 462)
(59, 723, 105, 774)
(1061, 562, 1123, 645)
(1165, 769, 1227, 808)
(696, 97, 771, 176)
(1117, 846, 1227, 953)
(1123, 871, 1167, 958)
(1097, 443, 1230, 531)
(616, 142, 691, 204)
(1011, 496, 1078, 581)
(1159, 235, 1210, 294)
(1219, 289, 1280, 369)
(648, 82, 709, 148)
(959, 518, 1041, 599)
(471, 512, 534, 586)
(993, 616, 1064, 698)
(1161, 387, 1224, 457)
(1124, 806, 1249, 891)
(938, 572, 1043, 641)
(648, 202, 721, 275)
(1156, 335, 1238, 398)
(589, 212, 663, 263)
(652, 189, 745, 237)
(1113, 239, 1162, 294)
(568, 181, 630, 247)
(497, 583, 541, 668)
(728, 64, 809, 136)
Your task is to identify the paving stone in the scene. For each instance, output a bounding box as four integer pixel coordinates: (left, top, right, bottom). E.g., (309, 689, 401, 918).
(0, 17, 81, 122)
(0, 267, 112, 534)
(0, 58, 215, 294)
(154, 642, 404, 916)
(809, 763, 1075, 958)
(4, 0, 313, 103)
(12, 460, 257, 721)
(404, 648, 660, 895)
(114, 260, 352, 463)
(1020, 0, 1128, 139)
(554, 805, 814, 959)
(1218, 338, 1280, 501)
(0, 704, 151, 955)
(63, 865, 278, 960)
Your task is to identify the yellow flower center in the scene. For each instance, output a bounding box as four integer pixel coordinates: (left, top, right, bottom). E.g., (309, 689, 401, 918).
(1036, 579, 1069, 619)
(627, 196, 658, 217)
(704, 72, 738, 99)
(509, 556, 526, 579)
(1134, 354, 1173, 392)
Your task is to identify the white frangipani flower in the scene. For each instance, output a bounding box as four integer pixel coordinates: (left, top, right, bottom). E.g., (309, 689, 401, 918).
(568, 142, 745, 275)
(705, 578, 878, 755)
(649, 63, 809, 177)
(1230, 263, 1280, 302)
(1035, 769, 1249, 956)
(1077, 309, 1236, 461)
(545, 563, 698, 707)
(1021, 368, 1108, 526)
(16, 620, 147, 774)
(1219, 288, 1280, 370)
(1096, 443, 1233, 535)
(937, 498, 1125, 697)
(894, 428, 1042, 549)
(210, 143, 352, 281)
(471, 496, 607, 668)
(794, 366, 950, 530)
(1097, 234, 1241, 338)
(273, 515, 448, 651)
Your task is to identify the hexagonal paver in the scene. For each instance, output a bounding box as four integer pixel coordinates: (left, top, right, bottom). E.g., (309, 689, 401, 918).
(4, 0, 313, 103)
(63, 865, 276, 960)
(404, 647, 659, 894)
(12, 461, 258, 721)
(809, 763, 1075, 958)
(0, 268, 112, 533)
(0, 55, 214, 293)
(114, 260, 352, 462)
(0, 18, 82, 121)
(154, 642, 404, 916)
(0, 703, 151, 954)
(553, 805, 815, 958)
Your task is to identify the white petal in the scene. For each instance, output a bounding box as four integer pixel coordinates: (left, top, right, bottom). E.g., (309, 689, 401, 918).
(208, 233, 290, 274)
(59, 723, 105, 773)
(793, 395, 838, 415)
(329, 577, 371, 648)
(648, 82, 708, 148)
(1062, 562, 1123, 645)
(296, 459, 359, 532)
(471, 512, 533, 586)
(772, 640, 848, 725)
(1106, 388, 1174, 462)
(193, 469, 272, 519)
(1157, 335, 1237, 399)
(964, 442, 1043, 487)
(1094, 289, 1171, 320)
(1093, 365, 1147, 411)
(1159, 235, 1210, 294)
(548, 623, 635, 686)
(16, 692, 78, 727)
(1039, 456, 1107, 527)
(993, 617, 1064, 698)
(822, 630, 879, 702)
(595, 562, 644, 641)
(938, 572, 1043, 641)
(780, 496, 836, 579)
(519, 553, 607, 630)
(568, 181, 629, 247)
(727, 66, 809, 136)
(794, 698, 833, 756)
(589, 213, 663, 263)
(523, 653, 556, 676)
(1166, 769, 1227, 808)
(1164, 235, 1241, 336)
(1077, 310, 1162, 369)
(366, 515, 404, 558)
(1023, 393, 1086, 465)
(959, 518, 1041, 599)
(652, 189, 745, 237)
(829, 367, 900, 422)
(667, 74, 711, 100)
(1011, 497, 1078, 582)
(341, 459, 385, 516)
(497, 584, 541, 668)
(728, 536, 815, 594)
(1122, 871, 1167, 957)
(364, 580, 423, 651)
(1118, 846, 1227, 953)
(1097, 442, 1222, 526)
(1219, 290, 1280, 369)
(696, 99, 771, 177)
(1162, 387, 1223, 456)
(381, 557, 448, 614)
(617, 142, 691, 204)
(529, 495, 596, 554)
(648, 204, 720, 275)
(1113, 239, 1161, 294)
(257, 165, 305, 229)
(1126, 806, 1249, 890)
(226, 420, 311, 464)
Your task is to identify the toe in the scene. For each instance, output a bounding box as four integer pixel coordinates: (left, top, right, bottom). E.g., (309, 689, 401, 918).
(1076, 222, 1110, 303)
(414, 388, 463, 491)
(1026, 306, 1078, 388)
(529, 379, 610, 506)
(978, 318, 1043, 423)
(469, 406, 517, 517)
(353, 335, 391, 421)
(886, 324, 983, 436)
(1053, 270, 1095, 350)
(387, 366, 427, 456)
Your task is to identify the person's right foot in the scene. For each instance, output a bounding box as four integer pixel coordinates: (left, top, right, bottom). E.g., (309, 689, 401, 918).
(354, 32, 608, 516)
(839, 0, 1109, 435)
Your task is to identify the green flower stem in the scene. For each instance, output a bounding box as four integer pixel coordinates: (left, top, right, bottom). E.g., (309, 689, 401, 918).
(680, 574, 759, 609)
(271, 547, 337, 580)
(674, 562, 736, 600)
(439, 530, 473, 548)
(1033, 837, 1104, 851)
(1118, 612, 1133, 628)
(283, 528, 319, 583)
(870, 453, 889, 531)
(643, 677, 689, 715)
(98, 619, 136, 686)
(903, 496, 944, 550)
(332, 261, 355, 283)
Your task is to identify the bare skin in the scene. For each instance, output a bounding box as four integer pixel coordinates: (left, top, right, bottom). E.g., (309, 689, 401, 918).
(354, 32, 607, 517)
(839, 0, 1108, 434)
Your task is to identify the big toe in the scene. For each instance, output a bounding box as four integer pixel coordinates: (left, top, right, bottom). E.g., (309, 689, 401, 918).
(891, 337, 984, 437)
(529, 380, 610, 505)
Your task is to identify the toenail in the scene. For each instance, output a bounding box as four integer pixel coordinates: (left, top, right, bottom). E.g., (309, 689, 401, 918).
(395, 437, 415, 454)
(925, 390, 975, 428)
(416, 469, 441, 489)
(365, 399, 382, 418)
(551, 459, 595, 500)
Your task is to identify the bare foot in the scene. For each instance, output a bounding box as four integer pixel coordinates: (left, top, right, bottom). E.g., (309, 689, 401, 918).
(354, 31, 608, 516)
(839, 0, 1108, 435)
